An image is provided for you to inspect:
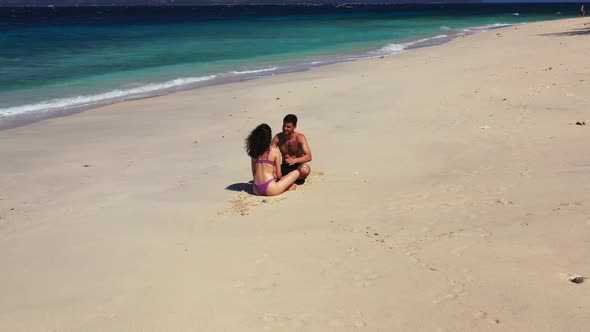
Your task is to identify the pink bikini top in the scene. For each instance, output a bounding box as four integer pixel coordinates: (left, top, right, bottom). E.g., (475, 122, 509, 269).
(256, 150, 275, 166)
(256, 159, 275, 166)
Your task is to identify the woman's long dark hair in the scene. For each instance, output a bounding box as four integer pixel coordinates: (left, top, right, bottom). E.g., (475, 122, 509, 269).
(245, 123, 272, 158)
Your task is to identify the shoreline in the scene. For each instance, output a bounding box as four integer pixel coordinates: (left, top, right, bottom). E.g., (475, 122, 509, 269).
(1, 17, 589, 331)
(0, 21, 524, 131)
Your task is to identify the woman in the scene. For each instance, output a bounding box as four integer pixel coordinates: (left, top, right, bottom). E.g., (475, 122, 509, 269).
(245, 124, 299, 196)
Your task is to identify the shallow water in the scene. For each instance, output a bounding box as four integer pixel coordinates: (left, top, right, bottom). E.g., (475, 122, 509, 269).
(0, 4, 575, 120)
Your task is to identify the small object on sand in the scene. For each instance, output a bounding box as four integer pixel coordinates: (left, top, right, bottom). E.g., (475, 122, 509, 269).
(479, 125, 490, 130)
(275, 97, 280, 100)
(262, 199, 268, 203)
(496, 199, 513, 205)
(502, 98, 507, 101)
(379, 56, 384, 59)
(354, 172, 359, 175)
(575, 120, 589, 126)
(83, 164, 91, 167)
(568, 274, 586, 284)
(193, 140, 198, 144)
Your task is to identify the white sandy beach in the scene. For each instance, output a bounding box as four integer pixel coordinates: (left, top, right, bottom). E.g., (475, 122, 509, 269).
(1, 18, 589, 331)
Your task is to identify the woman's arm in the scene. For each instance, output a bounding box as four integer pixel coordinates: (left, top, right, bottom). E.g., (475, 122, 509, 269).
(251, 158, 256, 177)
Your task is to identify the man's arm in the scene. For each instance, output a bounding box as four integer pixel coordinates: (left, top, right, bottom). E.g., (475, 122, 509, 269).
(273, 147, 282, 179)
(271, 134, 279, 149)
(285, 134, 312, 165)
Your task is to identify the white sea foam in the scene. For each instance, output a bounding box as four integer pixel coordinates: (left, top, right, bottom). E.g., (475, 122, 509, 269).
(440, 25, 451, 31)
(464, 23, 514, 33)
(377, 43, 406, 54)
(375, 34, 449, 56)
(405, 34, 448, 46)
(229, 67, 278, 75)
(0, 75, 216, 117)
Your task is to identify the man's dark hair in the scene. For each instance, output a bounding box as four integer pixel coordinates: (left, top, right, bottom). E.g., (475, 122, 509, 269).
(283, 114, 298, 126)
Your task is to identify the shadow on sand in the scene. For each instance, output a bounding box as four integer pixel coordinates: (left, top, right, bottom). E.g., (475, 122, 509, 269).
(540, 23, 590, 37)
(226, 182, 254, 194)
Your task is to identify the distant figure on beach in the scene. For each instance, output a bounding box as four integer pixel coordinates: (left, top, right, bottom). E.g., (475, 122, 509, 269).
(246, 123, 299, 196)
(581, 4, 586, 17)
(272, 114, 312, 185)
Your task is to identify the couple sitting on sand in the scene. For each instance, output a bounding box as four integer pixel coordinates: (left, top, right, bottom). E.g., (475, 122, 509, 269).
(245, 114, 312, 196)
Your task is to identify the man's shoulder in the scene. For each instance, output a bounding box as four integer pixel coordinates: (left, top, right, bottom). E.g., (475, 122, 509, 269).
(294, 132, 307, 141)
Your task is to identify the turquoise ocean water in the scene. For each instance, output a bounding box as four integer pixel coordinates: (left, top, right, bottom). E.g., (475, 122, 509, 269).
(0, 4, 575, 125)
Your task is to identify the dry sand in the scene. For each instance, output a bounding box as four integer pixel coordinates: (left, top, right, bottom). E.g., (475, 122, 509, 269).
(1, 18, 589, 331)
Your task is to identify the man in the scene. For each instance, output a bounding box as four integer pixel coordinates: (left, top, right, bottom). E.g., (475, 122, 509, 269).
(272, 114, 312, 184)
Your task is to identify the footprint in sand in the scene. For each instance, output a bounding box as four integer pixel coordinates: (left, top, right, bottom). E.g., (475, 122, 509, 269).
(354, 320, 368, 328)
(432, 293, 458, 304)
(262, 312, 288, 329)
(478, 227, 493, 240)
(253, 280, 278, 294)
(432, 280, 465, 304)
(519, 168, 532, 179)
(387, 192, 431, 214)
(553, 201, 583, 212)
(437, 228, 465, 239)
(406, 255, 419, 264)
(473, 310, 500, 325)
(495, 199, 514, 206)
(346, 247, 359, 257)
(363, 226, 388, 244)
(352, 311, 368, 328)
(450, 245, 469, 257)
(301, 170, 325, 185)
(353, 270, 381, 288)
(255, 253, 271, 265)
